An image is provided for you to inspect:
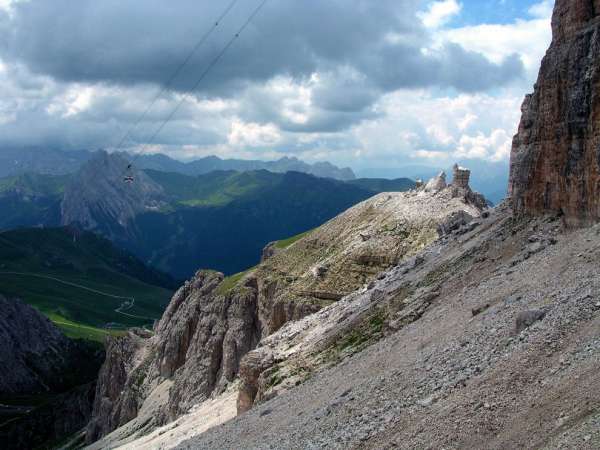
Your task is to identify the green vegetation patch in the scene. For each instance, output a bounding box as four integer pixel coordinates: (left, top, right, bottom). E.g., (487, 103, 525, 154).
(0, 227, 174, 341)
(216, 267, 256, 295)
(46, 313, 125, 343)
(145, 169, 281, 208)
(323, 309, 388, 364)
(0, 173, 70, 196)
(274, 229, 313, 249)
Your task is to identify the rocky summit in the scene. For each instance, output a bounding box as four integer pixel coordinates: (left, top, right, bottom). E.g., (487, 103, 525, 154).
(61, 150, 166, 240)
(509, 0, 600, 225)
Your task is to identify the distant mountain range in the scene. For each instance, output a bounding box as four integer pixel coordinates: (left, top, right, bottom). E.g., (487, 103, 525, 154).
(0, 151, 414, 279)
(0, 148, 356, 181)
(127, 153, 356, 181)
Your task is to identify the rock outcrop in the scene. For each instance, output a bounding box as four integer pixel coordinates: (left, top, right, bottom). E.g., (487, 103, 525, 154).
(0, 295, 104, 449)
(86, 272, 262, 444)
(86, 175, 488, 445)
(424, 171, 447, 193)
(509, 0, 600, 225)
(0, 295, 101, 396)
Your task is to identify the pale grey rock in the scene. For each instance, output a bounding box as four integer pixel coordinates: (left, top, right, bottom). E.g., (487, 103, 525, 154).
(424, 171, 447, 193)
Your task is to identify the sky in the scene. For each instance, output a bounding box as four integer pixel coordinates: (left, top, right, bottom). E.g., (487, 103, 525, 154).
(0, 0, 554, 170)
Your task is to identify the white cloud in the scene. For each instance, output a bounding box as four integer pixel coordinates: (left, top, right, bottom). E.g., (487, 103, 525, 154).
(418, 0, 462, 29)
(0, 1, 553, 171)
(0, 0, 25, 17)
(528, 0, 554, 19)
(454, 129, 512, 162)
(46, 85, 96, 118)
(412, 149, 450, 160)
(347, 89, 522, 168)
(228, 119, 281, 148)
(458, 113, 477, 131)
(440, 2, 552, 84)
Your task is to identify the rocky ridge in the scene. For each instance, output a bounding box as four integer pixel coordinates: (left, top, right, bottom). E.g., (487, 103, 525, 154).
(85, 171, 487, 447)
(176, 204, 600, 450)
(509, 0, 600, 225)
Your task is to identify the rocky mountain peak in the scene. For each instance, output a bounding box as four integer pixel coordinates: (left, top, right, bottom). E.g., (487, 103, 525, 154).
(61, 150, 166, 237)
(510, 0, 600, 226)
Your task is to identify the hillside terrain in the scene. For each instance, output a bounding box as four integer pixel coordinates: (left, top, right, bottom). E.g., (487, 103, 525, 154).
(80, 2, 600, 448)
(0, 227, 175, 341)
(0, 173, 66, 229)
(0, 151, 413, 279)
(172, 203, 600, 450)
(85, 170, 486, 446)
(63, 152, 414, 278)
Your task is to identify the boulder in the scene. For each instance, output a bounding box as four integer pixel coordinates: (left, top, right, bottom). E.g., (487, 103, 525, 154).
(515, 309, 547, 334)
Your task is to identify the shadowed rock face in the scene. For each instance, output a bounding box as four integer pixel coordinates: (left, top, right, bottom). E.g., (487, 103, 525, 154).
(0, 295, 104, 449)
(61, 150, 166, 240)
(0, 295, 102, 396)
(509, 0, 600, 226)
(86, 272, 263, 444)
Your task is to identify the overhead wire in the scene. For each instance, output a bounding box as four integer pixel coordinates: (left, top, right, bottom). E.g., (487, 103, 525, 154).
(134, 0, 268, 159)
(113, 0, 240, 154)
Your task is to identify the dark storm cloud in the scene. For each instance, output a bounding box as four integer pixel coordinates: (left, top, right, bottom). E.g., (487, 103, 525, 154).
(0, 0, 530, 155)
(1, 0, 523, 102)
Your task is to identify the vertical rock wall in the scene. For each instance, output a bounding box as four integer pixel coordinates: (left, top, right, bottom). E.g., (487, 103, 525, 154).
(509, 0, 600, 225)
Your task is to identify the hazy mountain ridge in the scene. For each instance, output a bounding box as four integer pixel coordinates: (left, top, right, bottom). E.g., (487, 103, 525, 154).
(0, 147, 356, 181)
(0, 151, 414, 278)
(129, 153, 356, 181)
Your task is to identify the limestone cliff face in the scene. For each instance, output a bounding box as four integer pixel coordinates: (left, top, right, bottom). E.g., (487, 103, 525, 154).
(509, 0, 600, 225)
(86, 272, 262, 443)
(86, 178, 487, 444)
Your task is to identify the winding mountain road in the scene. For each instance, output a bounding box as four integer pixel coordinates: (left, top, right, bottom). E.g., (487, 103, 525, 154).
(0, 271, 158, 322)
